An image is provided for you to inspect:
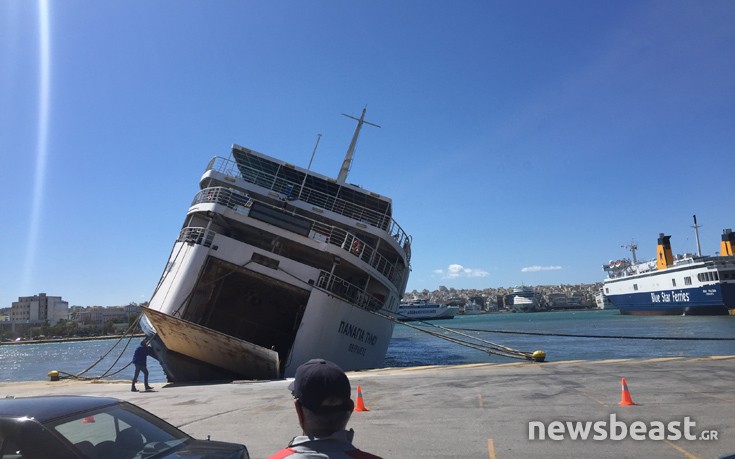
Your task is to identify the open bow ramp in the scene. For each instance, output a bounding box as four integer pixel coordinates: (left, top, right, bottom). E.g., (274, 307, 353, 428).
(143, 307, 280, 380)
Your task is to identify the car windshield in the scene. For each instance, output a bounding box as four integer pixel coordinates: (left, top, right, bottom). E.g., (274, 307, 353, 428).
(50, 402, 189, 459)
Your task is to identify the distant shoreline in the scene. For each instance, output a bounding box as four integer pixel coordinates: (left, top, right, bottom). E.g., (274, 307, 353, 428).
(0, 334, 145, 346)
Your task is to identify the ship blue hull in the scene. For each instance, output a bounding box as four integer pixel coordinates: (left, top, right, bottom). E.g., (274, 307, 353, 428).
(608, 284, 734, 316)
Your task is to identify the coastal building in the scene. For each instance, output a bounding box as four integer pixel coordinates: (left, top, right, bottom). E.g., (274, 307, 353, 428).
(68, 304, 141, 328)
(9, 293, 68, 325)
(406, 283, 601, 312)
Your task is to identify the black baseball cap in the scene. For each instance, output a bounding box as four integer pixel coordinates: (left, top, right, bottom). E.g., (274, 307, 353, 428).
(289, 359, 354, 414)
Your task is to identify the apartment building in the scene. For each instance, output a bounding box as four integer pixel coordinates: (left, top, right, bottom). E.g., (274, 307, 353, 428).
(9, 293, 69, 325)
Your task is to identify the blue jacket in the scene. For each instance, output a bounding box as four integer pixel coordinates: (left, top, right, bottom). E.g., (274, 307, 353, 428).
(132, 344, 150, 366)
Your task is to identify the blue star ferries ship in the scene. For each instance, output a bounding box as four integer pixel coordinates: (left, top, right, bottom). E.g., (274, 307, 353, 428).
(602, 219, 735, 316)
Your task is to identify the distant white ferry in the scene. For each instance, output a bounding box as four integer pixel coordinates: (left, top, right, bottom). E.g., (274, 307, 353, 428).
(594, 289, 616, 310)
(396, 300, 458, 321)
(511, 286, 541, 312)
(602, 220, 735, 315)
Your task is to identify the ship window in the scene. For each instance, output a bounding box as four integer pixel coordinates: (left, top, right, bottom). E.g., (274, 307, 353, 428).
(684, 276, 692, 285)
(249, 201, 312, 237)
(605, 288, 609, 294)
(698, 273, 705, 282)
(671, 279, 676, 287)
(714, 272, 719, 281)
(633, 284, 638, 291)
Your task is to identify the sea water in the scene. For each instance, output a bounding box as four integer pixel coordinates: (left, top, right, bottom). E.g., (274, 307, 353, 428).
(2, 310, 734, 383)
(383, 309, 735, 367)
(0, 337, 168, 384)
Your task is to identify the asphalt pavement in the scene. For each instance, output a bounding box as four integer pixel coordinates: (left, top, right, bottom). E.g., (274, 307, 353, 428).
(3, 356, 734, 458)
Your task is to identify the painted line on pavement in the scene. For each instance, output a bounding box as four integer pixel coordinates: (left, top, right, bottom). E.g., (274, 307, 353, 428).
(663, 439, 701, 459)
(487, 438, 497, 459)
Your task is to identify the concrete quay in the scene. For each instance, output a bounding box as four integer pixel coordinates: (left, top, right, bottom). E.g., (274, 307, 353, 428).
(2, 356, 734, 458)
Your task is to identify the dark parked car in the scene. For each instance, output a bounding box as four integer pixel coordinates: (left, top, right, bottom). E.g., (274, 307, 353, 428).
(0, 395, 248, 458)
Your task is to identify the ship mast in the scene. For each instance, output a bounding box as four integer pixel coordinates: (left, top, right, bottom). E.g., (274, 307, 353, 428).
(621, 241, 638, 264)
(337, 107, 380, 184)
(298, 133, 321, 201)
(692, 214, 702, 257)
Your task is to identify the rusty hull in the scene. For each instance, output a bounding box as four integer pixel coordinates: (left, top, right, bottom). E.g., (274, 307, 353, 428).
(143, 306, 280, 380)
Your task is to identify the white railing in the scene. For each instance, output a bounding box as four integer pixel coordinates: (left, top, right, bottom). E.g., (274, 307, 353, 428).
(206, 156, 412, 262)
(316, 271, 386, 312)
(310, 221, 404, 289)
(175, 227, 388, 312)
(178, 227, 216, 247)
(192, 187, 405, 289)
(191, 186, 252, 209)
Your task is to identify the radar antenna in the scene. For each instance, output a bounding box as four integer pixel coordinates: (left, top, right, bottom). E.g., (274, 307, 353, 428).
(621, 241, 638, 264)
(337, 107, 380, 184)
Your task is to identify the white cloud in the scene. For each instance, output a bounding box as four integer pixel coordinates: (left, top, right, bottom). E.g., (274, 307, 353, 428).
(521, 265, 563, 273)
(434, 264, 489, 279)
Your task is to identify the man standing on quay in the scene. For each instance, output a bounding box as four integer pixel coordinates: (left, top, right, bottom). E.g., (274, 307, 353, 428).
(131, 339, 154, 392)
(269, 359, 381, 459)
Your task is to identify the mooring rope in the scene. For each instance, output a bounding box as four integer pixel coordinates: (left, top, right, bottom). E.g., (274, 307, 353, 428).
(58, 316, 143, 381)
(450, 327, 735, 341)
(373, 310, 538, 361)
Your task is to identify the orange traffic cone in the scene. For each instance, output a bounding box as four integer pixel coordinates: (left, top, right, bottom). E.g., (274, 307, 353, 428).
(354, 385, 369, 412)
(619, 378, 636, 406)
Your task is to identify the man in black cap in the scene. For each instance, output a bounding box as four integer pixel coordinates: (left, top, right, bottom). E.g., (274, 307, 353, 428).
(269, 359, 382, 459)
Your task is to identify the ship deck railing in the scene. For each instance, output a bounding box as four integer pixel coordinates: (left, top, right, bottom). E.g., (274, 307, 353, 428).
(189, 187, 406, 289)
(179, 227, 216, 248)
(316, 271, 386, 312)
(175, 225, 387, 312)
(207, 156, 411, 262)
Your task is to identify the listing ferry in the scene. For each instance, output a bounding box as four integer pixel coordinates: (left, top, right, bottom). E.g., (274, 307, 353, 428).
(602, 226, 735, 315)
(140, 109, 412, 381)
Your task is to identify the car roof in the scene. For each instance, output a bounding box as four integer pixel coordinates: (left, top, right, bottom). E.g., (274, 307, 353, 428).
(0, 396, 122, 422)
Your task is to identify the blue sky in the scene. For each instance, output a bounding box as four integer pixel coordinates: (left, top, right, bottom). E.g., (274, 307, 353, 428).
(1, 1, 733, 307)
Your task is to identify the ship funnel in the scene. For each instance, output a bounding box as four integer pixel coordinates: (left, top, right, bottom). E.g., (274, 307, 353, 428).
(656, 233, 673, 270)
(721, 229, 735, 256)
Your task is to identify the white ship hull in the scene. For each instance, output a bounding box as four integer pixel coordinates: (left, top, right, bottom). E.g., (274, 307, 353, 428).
(396, 301, 458, 321)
